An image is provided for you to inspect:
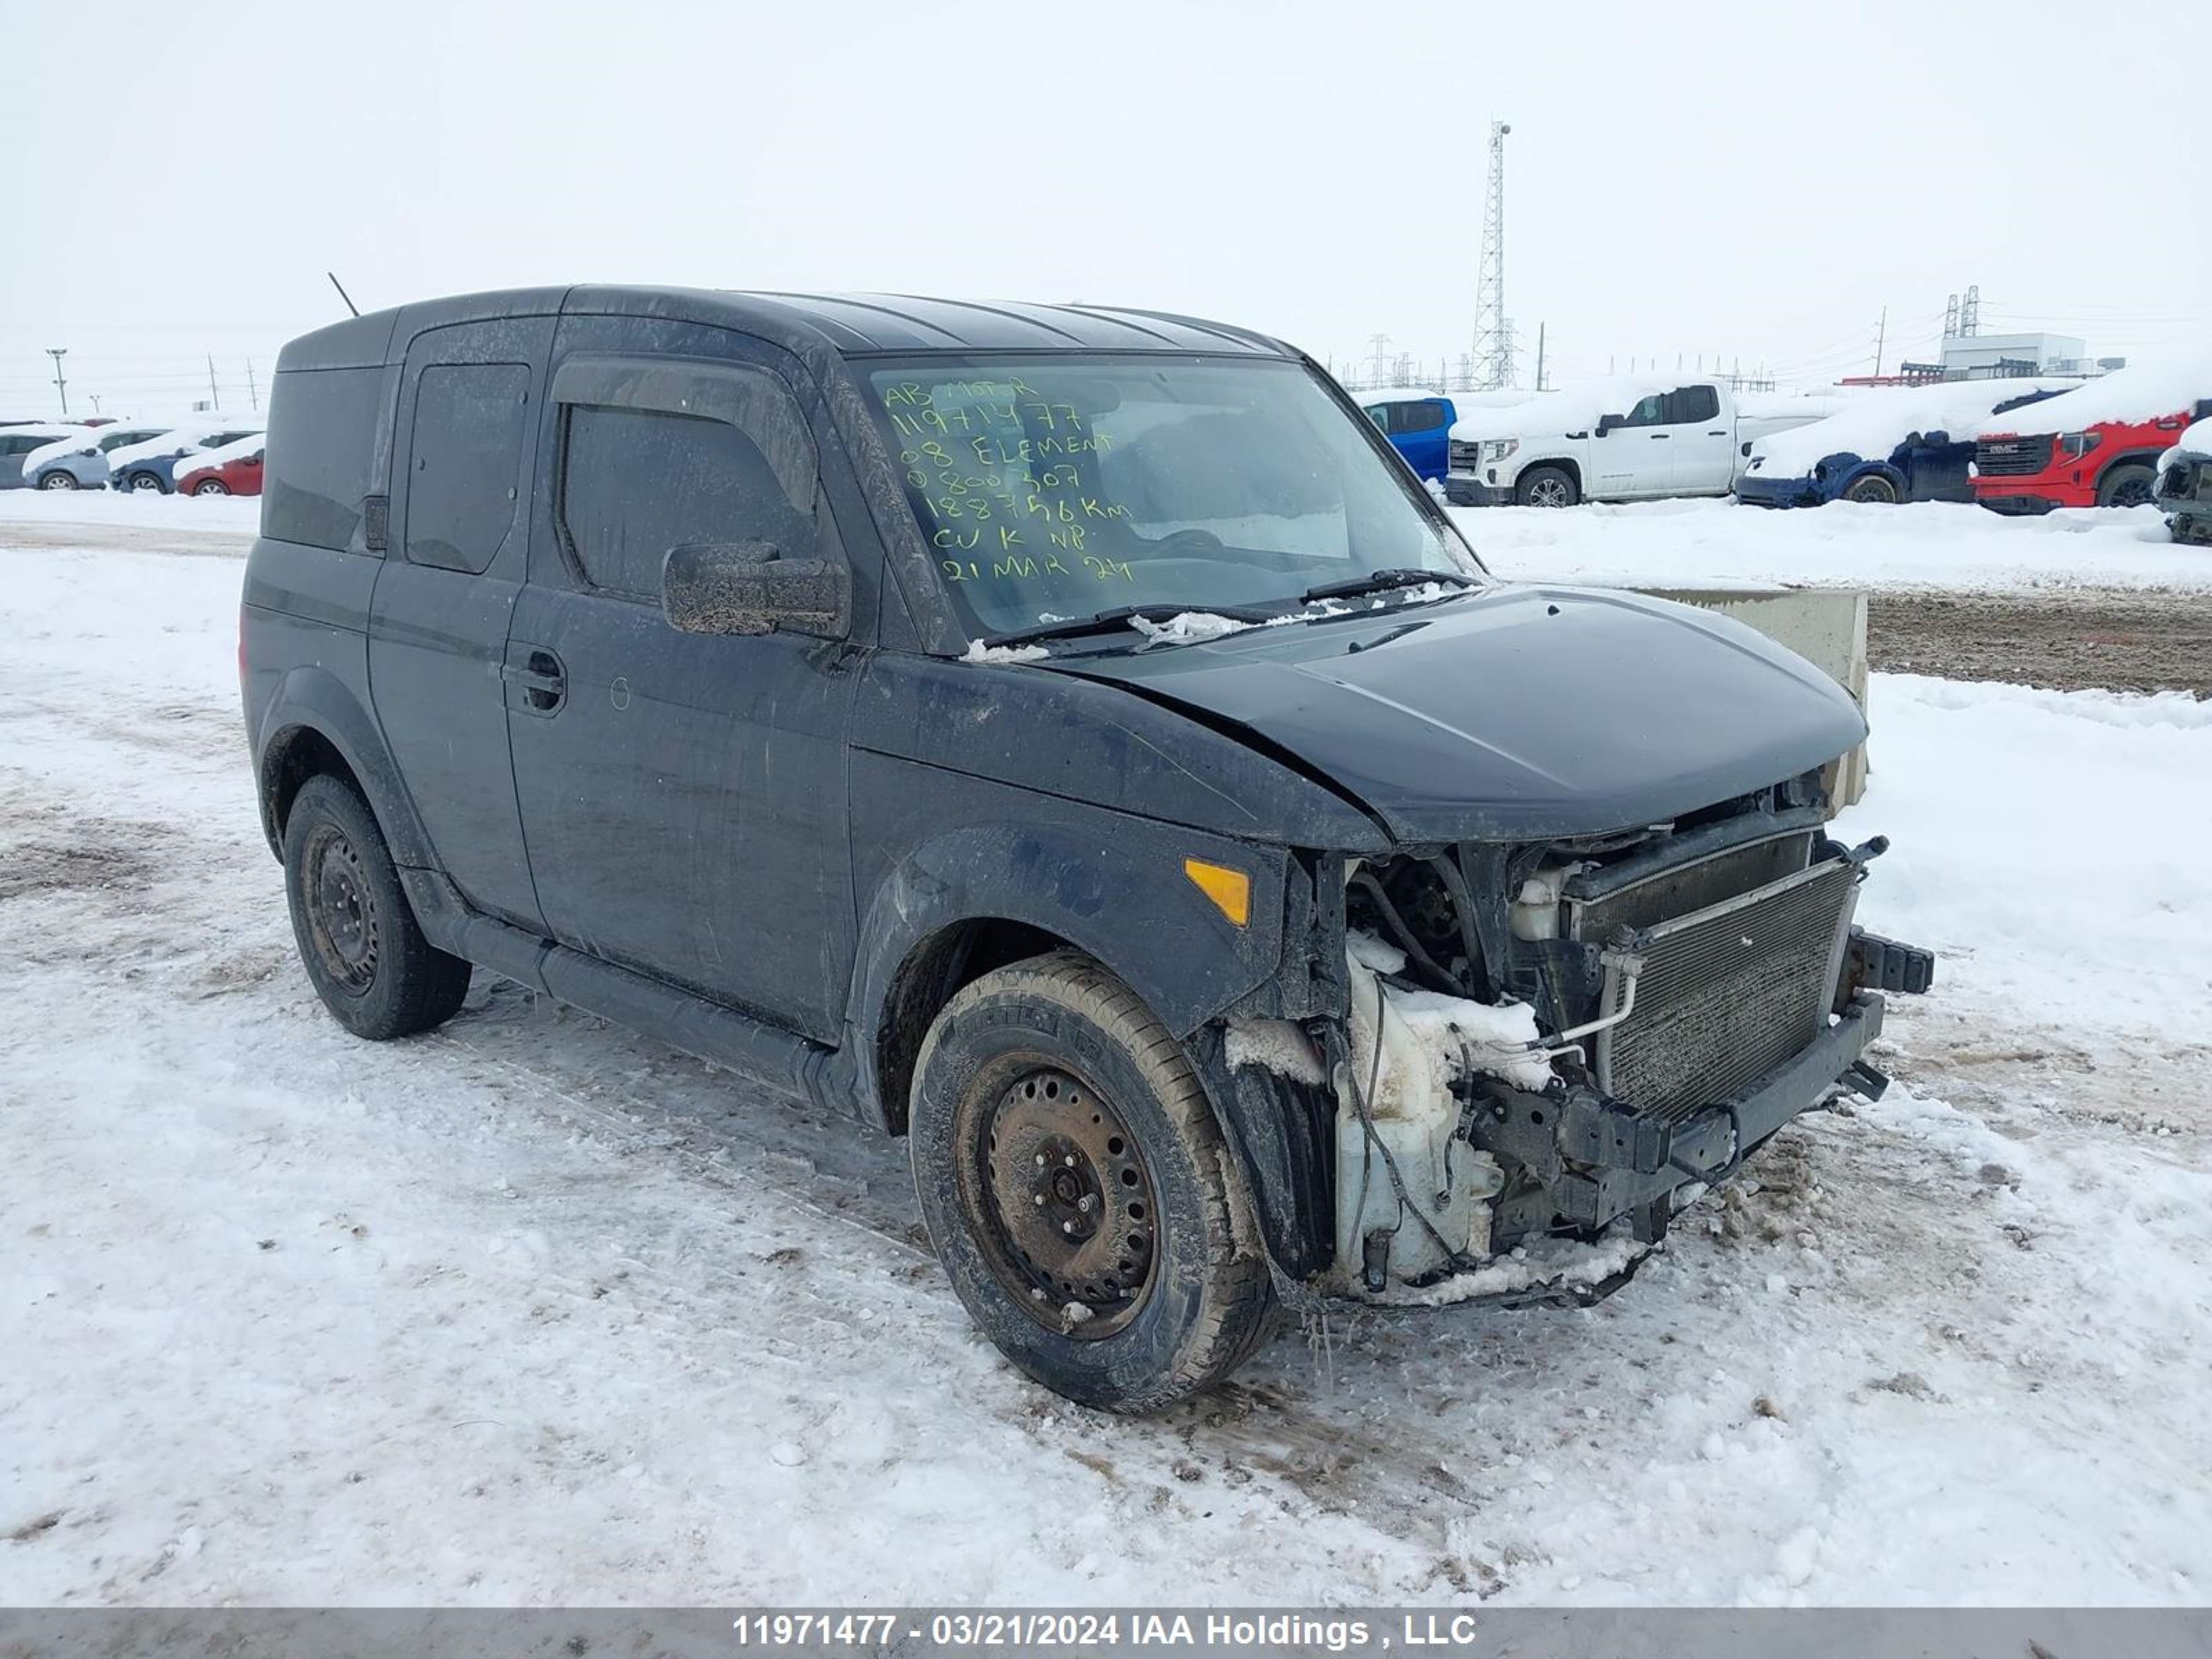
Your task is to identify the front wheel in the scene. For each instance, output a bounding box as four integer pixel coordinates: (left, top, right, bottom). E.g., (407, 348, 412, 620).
(1517, 465, 1580, 508)
(127, 471, 163, 492)
(193, 478, 230, 496)
(37, 469, 78, 491)
(909, 951, 1275, 1413)
(2097, 463, 2157, 509)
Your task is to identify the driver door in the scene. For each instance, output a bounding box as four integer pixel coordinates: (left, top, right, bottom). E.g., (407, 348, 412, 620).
(505, 328, 861, 1042)
(1590, 391, 1671, 496)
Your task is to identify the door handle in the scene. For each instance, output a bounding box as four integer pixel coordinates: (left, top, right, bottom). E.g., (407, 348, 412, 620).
(502, 646, 566, 715)
(1649, 433, 1670, 440)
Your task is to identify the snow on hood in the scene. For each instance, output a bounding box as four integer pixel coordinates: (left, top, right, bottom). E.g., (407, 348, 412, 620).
(15, 428, 97, 468)
(1748, 379, 2078, 476)
(175, 432, 265, 475)
(102, 427, 216, 469)
(1977, 355, 2212, 437)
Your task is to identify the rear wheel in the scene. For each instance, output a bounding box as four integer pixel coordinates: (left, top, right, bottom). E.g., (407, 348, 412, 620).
(909, 950, 1275, 1413)
(1517, 465, 1579, 508)
(192, 478, 230, 496)
(127, 471, 162, 492)
(37, 469, 77, 491)
(2097, 463, 2157, 509)
(282, 775, 470, 1040)
(1844, 473, 1900, 505)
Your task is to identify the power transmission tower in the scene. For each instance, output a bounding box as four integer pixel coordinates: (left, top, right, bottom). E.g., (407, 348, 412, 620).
(1472, 120, 1515, 388)
(1365, 332, 1391, 388)
(1960, 284, 1980, 337)
(1944, 292, 1960, 340)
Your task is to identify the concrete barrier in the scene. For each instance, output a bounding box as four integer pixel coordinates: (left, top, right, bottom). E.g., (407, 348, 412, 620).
(1631, 585, 1869, 810)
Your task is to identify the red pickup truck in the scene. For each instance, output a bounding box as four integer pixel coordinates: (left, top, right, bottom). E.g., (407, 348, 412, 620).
(1974, 366, 2212, 515)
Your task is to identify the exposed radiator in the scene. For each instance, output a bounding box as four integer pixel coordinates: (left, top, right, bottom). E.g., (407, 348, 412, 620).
(1593, 858, 1861, 1118)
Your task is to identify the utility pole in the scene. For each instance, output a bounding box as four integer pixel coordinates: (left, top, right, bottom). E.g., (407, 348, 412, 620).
(1873, 306, 1888, 379)
(1534, 322, 1546, 393)
(206, 354, 221, 410)
(1472, 120, 1514, 388)
(246, 359, 259, 411)
(45, 348, 68, 415)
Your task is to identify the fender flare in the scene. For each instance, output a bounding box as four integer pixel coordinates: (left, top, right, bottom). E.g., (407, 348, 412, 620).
(251, 663, 435, 870)
(839, 821, 1289, 1128)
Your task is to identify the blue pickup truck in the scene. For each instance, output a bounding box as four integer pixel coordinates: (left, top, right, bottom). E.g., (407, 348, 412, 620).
(1361, 389, 1458, 482)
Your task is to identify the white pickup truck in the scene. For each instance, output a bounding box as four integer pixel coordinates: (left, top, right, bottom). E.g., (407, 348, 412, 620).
(1445, 377, 1839, 507)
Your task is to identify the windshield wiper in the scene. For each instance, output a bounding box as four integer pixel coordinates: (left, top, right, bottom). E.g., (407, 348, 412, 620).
(980, 602, 1271, 650)
(1301, 568, 1479, 604)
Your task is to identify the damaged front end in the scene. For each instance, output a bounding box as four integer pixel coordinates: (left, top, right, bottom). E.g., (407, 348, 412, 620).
(1218, 775, 1936, 1310)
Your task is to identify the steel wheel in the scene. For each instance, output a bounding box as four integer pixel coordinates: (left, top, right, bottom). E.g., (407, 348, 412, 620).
(1526, 475, 1571, 507)
(971, 1064, 1159, 1338)
(194, 478, 229, 496)
(1845, 474, 1900, 504)
(129, 472, 161, 491)
(302, 824, 379, 994)
(38, 470, 77, 490)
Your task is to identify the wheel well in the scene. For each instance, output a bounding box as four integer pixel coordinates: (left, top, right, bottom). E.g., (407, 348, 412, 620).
(1523, 458, 1581, 491)
(875, 919, 1070, 1134)
(260, 726, 363, 850)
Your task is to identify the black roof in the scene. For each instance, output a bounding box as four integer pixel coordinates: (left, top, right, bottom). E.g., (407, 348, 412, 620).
(279, 287, 1296, 371)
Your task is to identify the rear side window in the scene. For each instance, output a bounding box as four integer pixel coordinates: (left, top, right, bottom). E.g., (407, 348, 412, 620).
(1396, 400, 1447, 434)
(559, 405, 811, 601)
(1671, 385, 1721, 424)
(405, 363, 531, 573)
(264, 368, 386, 550)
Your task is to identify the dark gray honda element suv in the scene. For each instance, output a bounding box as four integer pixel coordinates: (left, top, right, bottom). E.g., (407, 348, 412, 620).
(241, 288, 1932, 1412)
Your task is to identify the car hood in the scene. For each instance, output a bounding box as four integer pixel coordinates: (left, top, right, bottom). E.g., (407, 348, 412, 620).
(1033, 585, 1867, 843)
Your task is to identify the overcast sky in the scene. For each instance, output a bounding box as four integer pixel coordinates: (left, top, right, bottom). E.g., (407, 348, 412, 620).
(4, 0, 2204, 417)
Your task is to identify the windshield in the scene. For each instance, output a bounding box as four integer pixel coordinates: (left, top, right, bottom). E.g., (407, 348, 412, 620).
(858, 355, 1482, 638)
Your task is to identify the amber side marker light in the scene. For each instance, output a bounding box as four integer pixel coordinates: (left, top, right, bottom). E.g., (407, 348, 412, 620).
(1183, 858, 1250, 928)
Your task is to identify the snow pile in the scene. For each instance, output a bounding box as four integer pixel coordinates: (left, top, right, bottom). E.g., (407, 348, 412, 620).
(1748, 379, 2075, 477)
(1380, 1228, 1648, 1307)
(959, 639, 1049, 664)
(100, 427, 212, 471)
(1130, 610, 1257, 645)
(1976, 353, 2212, 435)
(1456, 495, 2211, 592)
(1223, 1019, 1326, 1085)
(1345, 932, 1554, 1093)
(15, 430, 100, 474)
(1450, 375, 1677, 442)
(1355, 386, 1444, 405)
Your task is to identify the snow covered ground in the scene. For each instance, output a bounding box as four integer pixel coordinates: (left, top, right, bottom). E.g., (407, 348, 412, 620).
(2, 514, 2208, 1607)
(1457, 497, 2209, 594)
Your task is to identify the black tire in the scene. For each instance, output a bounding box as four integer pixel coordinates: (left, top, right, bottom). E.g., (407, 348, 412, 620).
(1516, 464, 1579, 507)
(37, 469, 78, 491)
(282, 775, 470, 1040)
(1844, 473, 1900, 505)
(126, 471, 164, 493)
(192, 478, 229, 496)
(2097, 463, 2157, 509)
(909, 950, 1275, 1413)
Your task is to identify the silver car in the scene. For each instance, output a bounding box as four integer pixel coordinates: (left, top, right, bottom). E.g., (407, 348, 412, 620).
(22, 424, 182, 490)
(0, 425, 84, 489)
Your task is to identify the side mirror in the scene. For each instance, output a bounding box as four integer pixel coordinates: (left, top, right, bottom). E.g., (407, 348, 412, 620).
(1595, 413, 1622, 437)
(662, 540, 848, 639)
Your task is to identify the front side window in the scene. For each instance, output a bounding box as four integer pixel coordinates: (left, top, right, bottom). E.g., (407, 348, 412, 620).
(1618, 393, 1669, 429)
(100, 429, 160, 452)
(858, 355, 1479, 638)
(406, 363, 529, 573)
(560, 405, 812, 601)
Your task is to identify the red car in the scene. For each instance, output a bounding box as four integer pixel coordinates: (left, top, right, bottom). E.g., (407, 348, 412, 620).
(175, 438, 265, 497)
(1974, 366, 2212, 514)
